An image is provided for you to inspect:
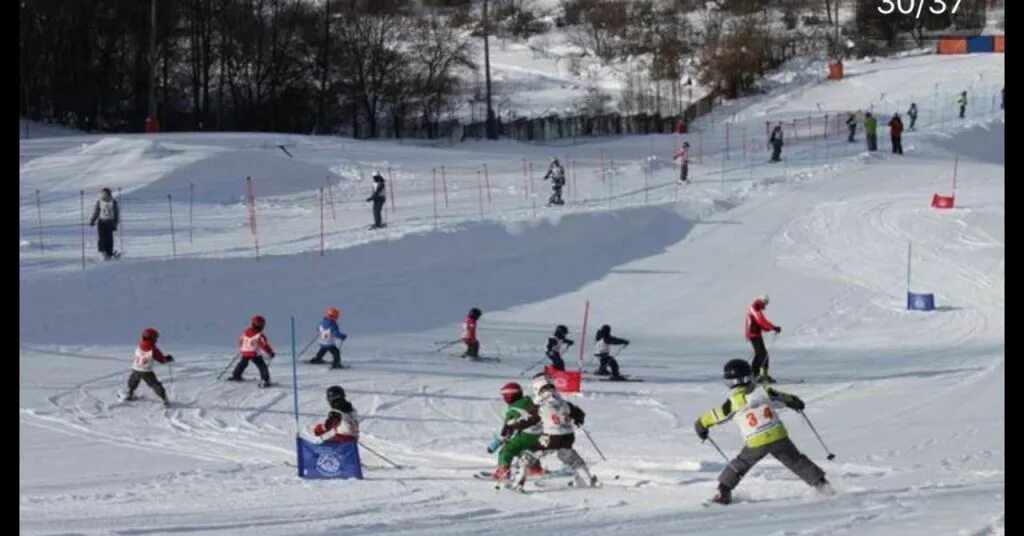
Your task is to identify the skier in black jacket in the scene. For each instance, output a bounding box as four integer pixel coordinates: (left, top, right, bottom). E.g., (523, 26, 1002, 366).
(366, 172, 386, 229)
(593, 324, 630, 379)
(545, 325, 574, 371)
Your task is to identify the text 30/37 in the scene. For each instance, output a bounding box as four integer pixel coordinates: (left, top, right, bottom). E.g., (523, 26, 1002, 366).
(878, 0, 962, 19)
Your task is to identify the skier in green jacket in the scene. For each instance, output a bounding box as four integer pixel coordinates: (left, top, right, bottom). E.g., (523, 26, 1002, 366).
(488, 380, 546, 480)
(864, 112, 878, 151)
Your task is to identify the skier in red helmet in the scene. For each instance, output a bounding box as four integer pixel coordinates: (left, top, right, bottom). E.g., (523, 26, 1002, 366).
(123, 328, 174, 407)
(229, 315, 275, 387)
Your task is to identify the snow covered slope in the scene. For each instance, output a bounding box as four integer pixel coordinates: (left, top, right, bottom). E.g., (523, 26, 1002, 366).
(20, 53, 1003, 535)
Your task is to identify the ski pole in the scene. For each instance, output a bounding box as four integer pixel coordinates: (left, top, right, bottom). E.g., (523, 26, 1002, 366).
(705, 437, 729, 462)
(519, 356, 548, 376)
(216, 352, 241, 381)
(580, 426, 607, 462)
(434, 339, 461, 352)
(167, 362, 174, 400)
(296, 332, 319, 360)
(358, 441, 402, 469)
(799, 411, 836, 460)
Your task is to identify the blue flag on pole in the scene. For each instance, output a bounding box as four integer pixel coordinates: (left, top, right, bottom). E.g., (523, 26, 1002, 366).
(296, 436, 363, 480)
(907, 292, 936, 311)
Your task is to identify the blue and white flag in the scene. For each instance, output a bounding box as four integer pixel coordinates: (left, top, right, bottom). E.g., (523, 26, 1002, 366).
(296, 437, 363, 480)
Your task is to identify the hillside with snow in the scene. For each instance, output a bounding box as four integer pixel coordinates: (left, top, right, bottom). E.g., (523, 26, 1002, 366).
(20, 52, 1003, 535)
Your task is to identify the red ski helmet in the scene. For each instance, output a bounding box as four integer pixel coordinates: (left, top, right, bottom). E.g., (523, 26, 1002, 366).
(326, 307, 341, 320)
(141, 328, 159, 342)
(500, 382, 523, 404)
(251, 315, 266, 329)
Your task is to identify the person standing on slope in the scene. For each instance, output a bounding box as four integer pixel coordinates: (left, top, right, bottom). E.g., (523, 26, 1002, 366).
(489, 382, 546, 480)
(845, 112, 857, 142)
(89, 187, 120, 260)
(229, 315, 275, 387)
(695, 359, 831, 505)
(312, 385, 360, 443)
(311, 307, 347, 369)
(593, 324, 629, 379)
(888, 113, 904, 155)
(745, 295, 781, 384)
(958, 91, 968, 119)
(542, 158, 567, 206)
(545, 324, 574, 372)
(673, 142, 691, 183)
(864, 112, 878, 152)
(907, 103, 918, 131)
(461, 307, 482, 358)
(769, 124, 784, 162)
(124, 328, 174, 407)
(366, 172, 387, 229)
(504, 380, 595, 490)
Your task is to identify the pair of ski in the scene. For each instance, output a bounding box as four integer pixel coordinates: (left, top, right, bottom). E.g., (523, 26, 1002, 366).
(433, 340, 501, 362)
(582, 372, 644, 382)
(115, 392, 172, 408)
(473, 468, 598, 493)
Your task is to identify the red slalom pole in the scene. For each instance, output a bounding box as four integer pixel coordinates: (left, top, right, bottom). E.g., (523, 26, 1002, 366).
(388, 168, 396, 212)
(326, 176, 337, 222)
(246, 176, 260, 261)
(577, 300, 590, 369)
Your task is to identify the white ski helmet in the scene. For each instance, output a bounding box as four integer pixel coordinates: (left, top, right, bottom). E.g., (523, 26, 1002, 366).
(536, 382, 557, 403)
(757, 294, 770, 306)
(531, 375, 553, 398)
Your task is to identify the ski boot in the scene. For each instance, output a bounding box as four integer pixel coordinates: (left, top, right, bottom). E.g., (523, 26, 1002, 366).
(528, 463, 546, 477)
(492, 464, 511, 481)
(330, 362, 344, 370)
(308, 358, 325, 364)
(227, 376, 245, 382)
(711, 485, 732, 505)
(814, 478, 835, 496)
(258, 380, 271, 388)
(162, 399, 172, 408)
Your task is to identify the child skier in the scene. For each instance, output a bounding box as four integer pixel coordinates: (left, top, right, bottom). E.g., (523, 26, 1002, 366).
(745, 295, 780, 383)
(545, 325, 574, 371)
(311, 307, 347, 368)
(694, 359, 831, 505)
(461, 307, 482, 358)
(312, 385, 360, 443)
(229, 315, 275, 387)
(542, 158, 567, 206)
(124, 328, 174, 407)
(504, 378, 595, 490)
(593, 324, 629, 379)
(488, 382, 546, 480)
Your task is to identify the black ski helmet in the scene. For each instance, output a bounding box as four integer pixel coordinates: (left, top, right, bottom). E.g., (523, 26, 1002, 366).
(598, 324, 611, 337)
(723, 359, 753, 387)
(326, 385, 346, 404)
(554, 324, 568, 337)
(469, 307, 482, 319)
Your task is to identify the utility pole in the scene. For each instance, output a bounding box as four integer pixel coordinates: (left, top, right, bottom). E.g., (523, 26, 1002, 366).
(483, 0, 497, 140)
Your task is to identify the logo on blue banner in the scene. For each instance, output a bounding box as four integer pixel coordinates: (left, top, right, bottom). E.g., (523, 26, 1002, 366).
(296, 436, 363, 480)
(907, 292, 936, 311)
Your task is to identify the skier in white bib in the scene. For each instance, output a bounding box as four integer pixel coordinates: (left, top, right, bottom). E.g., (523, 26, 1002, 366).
(504, 376, 595, 490)
(695, 359, 831, 505)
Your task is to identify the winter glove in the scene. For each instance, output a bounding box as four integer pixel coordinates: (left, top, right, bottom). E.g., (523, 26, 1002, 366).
(564, 339, 574, 347)
(339, 334, 348, 341)
(623, 340, 631, 346)
(787, 397, 805, 411)
(773, 326, 782, 334)
(164, 355, 175, 363)
(574, 413, 585, 427)
(499, 424, 512, 439)
(89, 221, 96, 227)
(313, 423, 325, 436)
(268, 352, 276, 359)
(486, 436, 504, 454)
(694, 419, 709, 441)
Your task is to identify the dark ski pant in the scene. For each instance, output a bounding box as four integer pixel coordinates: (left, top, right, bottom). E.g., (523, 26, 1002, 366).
(548, 186, 564, 206)
(891, 134, 903, 154)
(866, 134, 878, 151)
(771, 142, 782, 161)
(312, 345, 341, 365)
(719, 436, 825, 491)
(371, 199, 385, 227)
(462, 340, 479, 358)
(679, 161, 689, 182)
(749, 336, 769, 377)
(909, 116, 917, 130)
(127, 370, 167, 401)
(548, 353, 565, 371)
(232, 355, 270, 382)
(596, 353, 620, 376)
(847, 124, 856, 142)
(960, 105, 966, 119)
(97, 220, 116, 258)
